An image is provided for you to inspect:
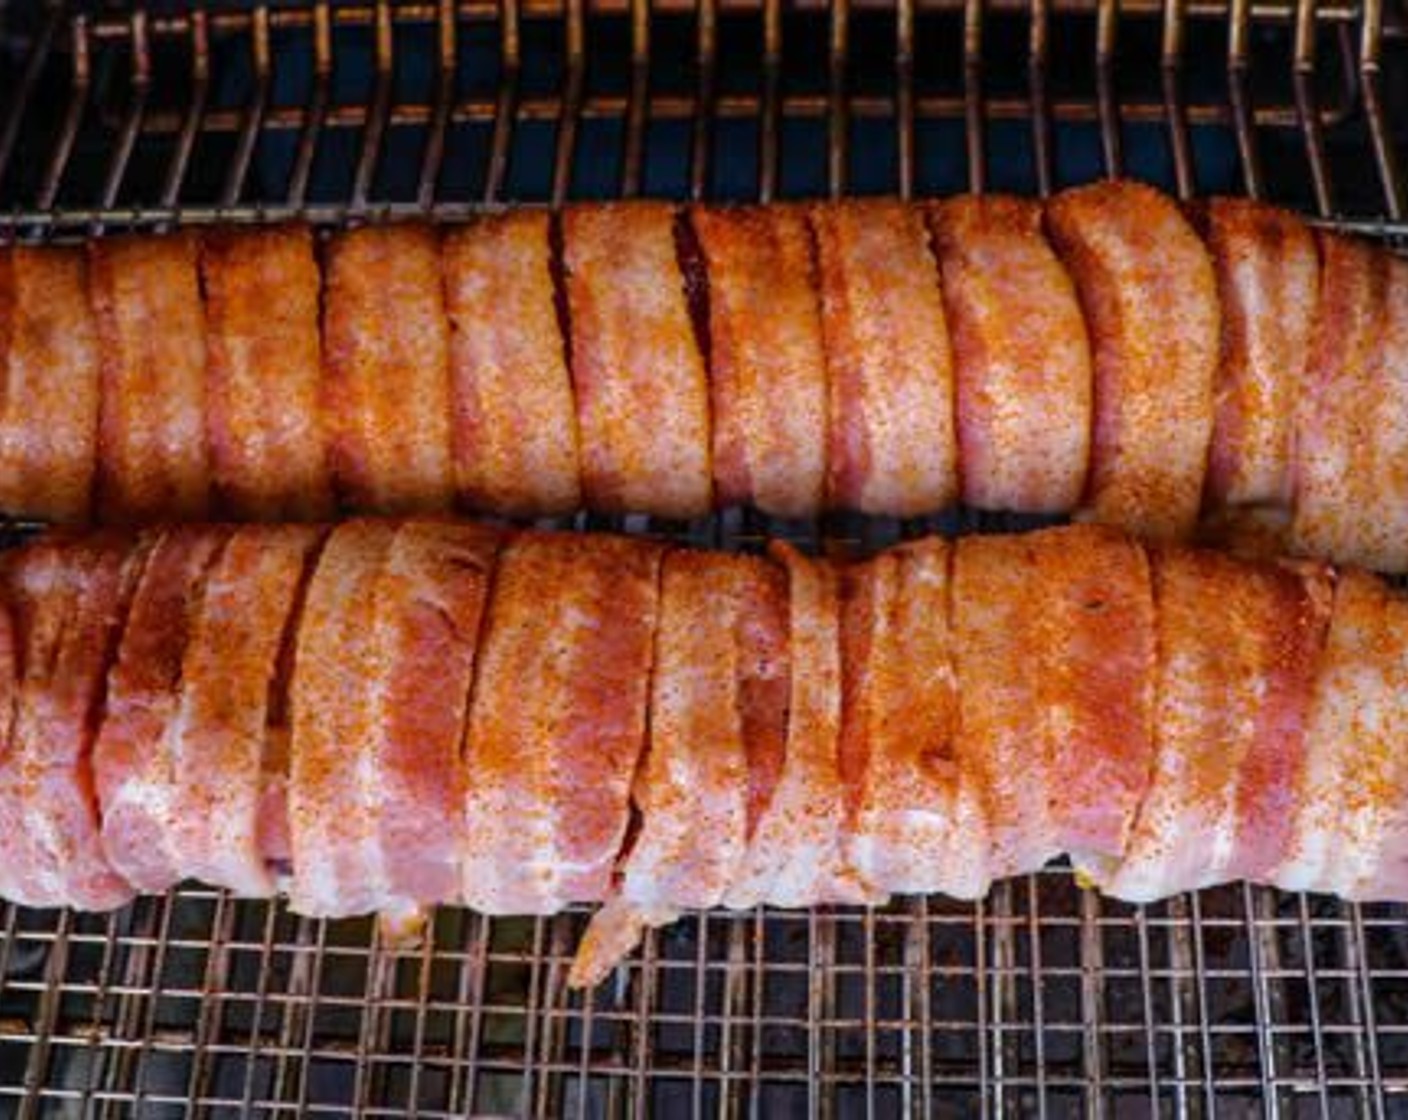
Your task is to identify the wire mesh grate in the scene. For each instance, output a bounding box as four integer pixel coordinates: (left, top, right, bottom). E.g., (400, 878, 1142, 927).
(4, 870, 1408, 1114)
(0, 0, 1405, 224)
(2, 0, 1408, 1115)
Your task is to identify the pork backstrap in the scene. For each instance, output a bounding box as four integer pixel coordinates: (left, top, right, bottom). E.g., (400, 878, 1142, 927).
(0, 518, 1403, 988)
(3, 181, 1405, 568)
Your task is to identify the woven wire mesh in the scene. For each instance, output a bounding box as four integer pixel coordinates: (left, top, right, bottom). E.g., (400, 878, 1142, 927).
(2, 1, 1408, 1114)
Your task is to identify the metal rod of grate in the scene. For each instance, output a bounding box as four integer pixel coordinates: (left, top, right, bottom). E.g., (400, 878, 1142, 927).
(0, 1, 1407, 1115)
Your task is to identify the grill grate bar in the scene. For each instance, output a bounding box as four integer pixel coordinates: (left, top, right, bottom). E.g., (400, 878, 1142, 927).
(0, 3, 62, 190)
(220, 6, 272, 209)
(1161, 0, 1197, 199)
(352, 1, 395, 210)
(27, 91, 1360, 139)
(1095, 0, 1123, 177)
(1244, 885, 1289, 1117)
(1079, 889, 1108, 1116)
(34, 14, 87, 213)
(1027, 878, 1049, 1118)
(158, 10, 210, 212)
(621, 0, 652, 197)
(1350, 905, 1388, 1117)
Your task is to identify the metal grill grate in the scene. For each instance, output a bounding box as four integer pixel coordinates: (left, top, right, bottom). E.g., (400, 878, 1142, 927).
(5, 868, 1408, 1114)
(2, 1, 1408, 1114)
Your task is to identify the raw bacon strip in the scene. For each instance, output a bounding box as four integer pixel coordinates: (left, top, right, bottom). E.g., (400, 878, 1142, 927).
(164, 525, 325, 897)
(563, 204, 713, 518)
(571, 550, 788, 988)
(93, 526, 231, 893)
(811, 200, 958, 516)
(1101, 548, 1331, 901)
(201, 227, 335, 520)
(462, 532, 661, 914)
(930, 196, 1092, 513)
(443, 214, 582, 517)
(89, 234, 212, 522)
(289, 519, 499, 919)
(951, 534, 1056, 877)
(374, 520, 500, 910)
(323, 227, 455, 514)
(952, 526, 1156, 879)
(1045, 180, 1220, 539)
(1039, 527, 1156, 875)
(841, 538, 989, 899)
(726, 544, 874, 908)
(1202, 198, 1319, 512)
(0, 247, 101, 523)
(0, 532, 145, 910)
(1272, 571, 1408, 899)
(1292, 236, 1408, 571)
(288, 521, 394, 916)
(691, 206, 828, 517)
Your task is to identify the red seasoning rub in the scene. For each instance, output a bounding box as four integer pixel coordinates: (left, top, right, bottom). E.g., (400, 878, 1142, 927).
(572, 549, 788, 989)
(811, 200, 959, 516)
(0, 247, 101, 523)
(841, 537, 989, 899)
(1034, 526, 1157, 877)
(1045, 180, 1220, 540)
(288, 519, 499, 922)
(1102, 547, 1331, 901)
(691, 205, 829, 518)
(1202, 198, 1319, 513)
(443, 213, 583, 517)
(930, 196, 1092, 513)
(461, 532, 662, 915)
(164, 525, 325, 897)
(322, 226, 455, 514)
(951, 533, 1056, 879)
(1273, 570, 1408, 899)
(563, 203, 713, 518)
(201, 227, 335, 520)
(89, 233, 212, 522)
(726, 545, 875, 909)
(952, 526, 1157, 881)
(1292, 236, 1408, 572)
(93, 526, 231, 893)
(0, 532, 146, 910)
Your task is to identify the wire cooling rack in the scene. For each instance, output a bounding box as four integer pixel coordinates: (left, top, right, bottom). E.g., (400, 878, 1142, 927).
(3, 1, 1408, 1114)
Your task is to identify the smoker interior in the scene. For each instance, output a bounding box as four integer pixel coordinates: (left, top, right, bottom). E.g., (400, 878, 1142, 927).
(3, 1, 1408, 1115)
